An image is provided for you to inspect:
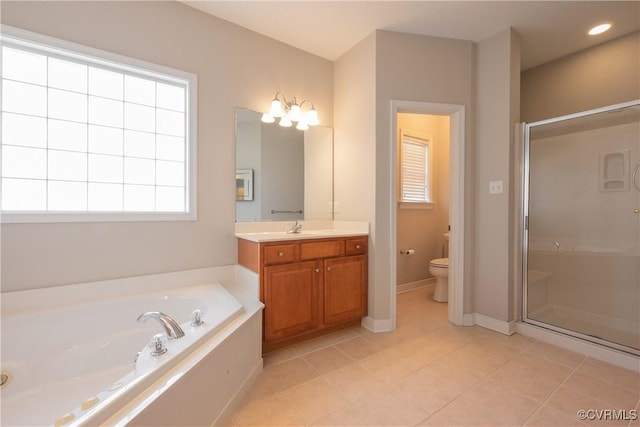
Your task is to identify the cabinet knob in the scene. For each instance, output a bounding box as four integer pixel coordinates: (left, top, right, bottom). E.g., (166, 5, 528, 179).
(278, 252, 284, 257)
(356, 244, 361, 250)
(315, 268, 320, 273)
(326, 266, 332, 271)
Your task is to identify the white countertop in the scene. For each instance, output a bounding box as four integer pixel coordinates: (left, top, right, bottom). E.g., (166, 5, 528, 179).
(235, 220, 369, 243)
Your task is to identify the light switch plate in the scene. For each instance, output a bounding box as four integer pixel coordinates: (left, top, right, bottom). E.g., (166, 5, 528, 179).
(489, 180, 504, 194)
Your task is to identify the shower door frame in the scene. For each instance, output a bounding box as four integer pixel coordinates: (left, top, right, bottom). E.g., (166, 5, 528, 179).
(521, 99, 640, 357)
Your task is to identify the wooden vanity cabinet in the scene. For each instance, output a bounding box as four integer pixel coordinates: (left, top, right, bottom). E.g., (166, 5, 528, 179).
(238, 236, 367, 352)
(263, 260, 320, 342)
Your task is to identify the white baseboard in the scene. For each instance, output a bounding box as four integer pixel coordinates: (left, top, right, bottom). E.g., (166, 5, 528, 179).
(361, 316, 394, 333)
(473, 313, 516, 335)
(461, 313, 475, 327)
(396, 278, 434, 294)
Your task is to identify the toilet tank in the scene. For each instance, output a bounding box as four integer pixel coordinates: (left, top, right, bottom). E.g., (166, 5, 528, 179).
(442, 232, 450, 258)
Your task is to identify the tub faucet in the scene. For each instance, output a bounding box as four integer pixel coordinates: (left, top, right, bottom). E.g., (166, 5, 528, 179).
(287, 220, 302, 234)
(552, 240, 562, 251)
(137, 311, 185, 340)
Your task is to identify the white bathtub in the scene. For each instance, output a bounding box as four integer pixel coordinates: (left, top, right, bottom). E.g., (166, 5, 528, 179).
(1, 268, 263, 427)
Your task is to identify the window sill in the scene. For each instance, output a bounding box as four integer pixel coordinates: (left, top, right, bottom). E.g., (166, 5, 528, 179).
(0, 211, 197, 224)
(398, 202, 434, 210)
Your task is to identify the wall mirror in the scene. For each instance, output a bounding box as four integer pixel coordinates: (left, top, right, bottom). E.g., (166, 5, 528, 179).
(235, 108, 333, 222)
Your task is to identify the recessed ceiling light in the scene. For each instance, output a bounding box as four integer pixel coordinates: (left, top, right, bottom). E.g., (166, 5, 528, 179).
(588, 22, 613, 36)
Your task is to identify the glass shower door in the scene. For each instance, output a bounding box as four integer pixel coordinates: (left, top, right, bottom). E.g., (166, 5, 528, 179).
(523, 101, 640, 355)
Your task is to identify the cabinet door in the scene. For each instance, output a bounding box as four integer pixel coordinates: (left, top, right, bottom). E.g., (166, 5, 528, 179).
(324, 255, 367, 325)
(263, 261, 320, 342)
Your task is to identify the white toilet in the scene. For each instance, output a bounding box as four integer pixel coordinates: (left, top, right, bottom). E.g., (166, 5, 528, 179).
(429, 232, 449, 302)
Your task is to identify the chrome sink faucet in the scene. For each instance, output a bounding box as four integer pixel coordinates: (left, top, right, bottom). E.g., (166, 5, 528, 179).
(137, 311, 185, 339)
(287, 220, 302, 234)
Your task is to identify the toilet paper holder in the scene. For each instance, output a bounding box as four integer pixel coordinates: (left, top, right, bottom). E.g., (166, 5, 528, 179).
(400, 249, 415, 256)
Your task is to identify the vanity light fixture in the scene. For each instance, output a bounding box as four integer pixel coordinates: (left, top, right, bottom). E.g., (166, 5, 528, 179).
(588, 21, 613, 36)
(261, 92, 320, 130)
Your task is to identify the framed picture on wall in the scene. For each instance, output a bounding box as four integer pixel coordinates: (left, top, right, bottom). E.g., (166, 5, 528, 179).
(236, 169, 253, 201)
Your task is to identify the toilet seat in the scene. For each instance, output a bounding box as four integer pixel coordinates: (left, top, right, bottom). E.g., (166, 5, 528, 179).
(430, 258, 448, 268)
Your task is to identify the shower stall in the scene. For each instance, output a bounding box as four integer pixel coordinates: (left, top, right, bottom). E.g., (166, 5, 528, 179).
(522, 100, 640, 356)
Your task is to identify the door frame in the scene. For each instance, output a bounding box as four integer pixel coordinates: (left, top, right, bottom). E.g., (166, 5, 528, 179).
(390, 100, 466, 327)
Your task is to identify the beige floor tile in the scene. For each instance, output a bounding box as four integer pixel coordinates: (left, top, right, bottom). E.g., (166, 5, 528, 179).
(511, 352, 575, 383)
(395, 315, 448, 340)
(312, 403, 375, 426)
(480, 330, 537, 352)
(526, 341, 586, 368)
(525, 405, 588, 427)
(577, 358, 640, 392)
(322, 328, 360, 345)
(246, 357, 319, 401)
(359, 345, 425, 383)
(278, 377, 352, 425)
(287, 335, 332, 357)
(444, 341, 514, 376)
(489, 358, 568, 402)
(427, 323, 480, 347)
(359, 329, 406, 347)
(316, 384, 431, 426)
(303, 345, 354, 374)
(418, 395, 515, 426)
(418, 356, 485, 391)
(262, 346, 298, 367)
(457, 378, 541, 425)
(465, 337, 524, 365)
(229, 392, 305, 426)
(393, 368, 472, 415)
(323, 363, 387, 402)
(546, 386, 629, 427)
(334, 336, 385, 360)
(563, 371, 639, 411)
(242, 371, 282, 403)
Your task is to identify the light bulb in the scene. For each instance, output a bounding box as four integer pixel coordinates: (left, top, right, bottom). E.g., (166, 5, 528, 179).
(279, 116, 292, 127)
(588, 22, 612, 36)
(261, 113, 275, 123)
(296, 120, 309, 131)
(307, 108, 319, 126)
(289, 103, 301, 122)
(270, 98, 283, 117)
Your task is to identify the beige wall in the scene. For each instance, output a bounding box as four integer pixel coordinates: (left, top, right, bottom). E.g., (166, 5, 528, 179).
(522, 31, 640, 123)
(396, 113, 450, 287)
(473, 28, 521, 322)
(333, 34, 377, 223)
(0, 1, 333, 292)
(334, 30, 475, 324)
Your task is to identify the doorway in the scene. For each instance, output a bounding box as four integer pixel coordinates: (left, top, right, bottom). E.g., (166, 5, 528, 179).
(389, 101, 466, 329)
(396, 113, 450, 296)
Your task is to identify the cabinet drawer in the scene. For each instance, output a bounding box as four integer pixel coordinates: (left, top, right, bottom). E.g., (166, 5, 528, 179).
(264, 244, 296, 264)
(345, 237, 367, 255)
(300, 239, 343, 260)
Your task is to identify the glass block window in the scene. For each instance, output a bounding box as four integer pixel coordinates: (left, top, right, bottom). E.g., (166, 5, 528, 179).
(1, 27, 197, 222)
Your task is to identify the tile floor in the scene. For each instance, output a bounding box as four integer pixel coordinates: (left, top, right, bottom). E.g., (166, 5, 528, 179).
(226, 286, 640, 427)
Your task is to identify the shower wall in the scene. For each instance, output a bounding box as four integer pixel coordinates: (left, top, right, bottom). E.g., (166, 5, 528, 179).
(529, 122, 639, 253)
